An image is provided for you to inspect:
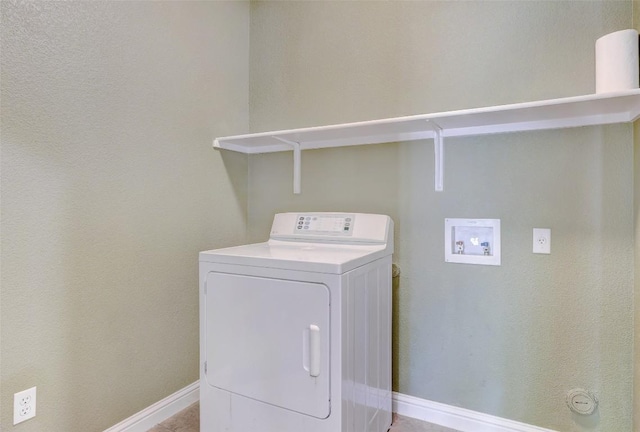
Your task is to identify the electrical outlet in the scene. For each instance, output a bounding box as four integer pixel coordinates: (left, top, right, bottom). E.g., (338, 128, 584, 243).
(14, 387, 36, 425)
(533, 228, 551, 254)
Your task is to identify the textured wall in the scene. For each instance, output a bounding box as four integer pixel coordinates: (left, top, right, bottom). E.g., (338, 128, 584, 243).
(249, 2, 634, 431)
(0, 1, 249, 431)
(634, 118, 640, 430)
(634, 2, 640, 429)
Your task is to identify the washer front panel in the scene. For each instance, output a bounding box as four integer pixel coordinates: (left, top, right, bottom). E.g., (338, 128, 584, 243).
(205, 271, 331, 419)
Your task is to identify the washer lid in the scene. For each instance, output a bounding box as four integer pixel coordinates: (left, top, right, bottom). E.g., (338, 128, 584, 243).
(199, 241, 389, 274)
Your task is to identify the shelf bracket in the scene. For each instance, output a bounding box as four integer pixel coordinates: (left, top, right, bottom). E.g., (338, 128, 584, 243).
(272, 136, 302, 194)
(427, 120, 444, 192)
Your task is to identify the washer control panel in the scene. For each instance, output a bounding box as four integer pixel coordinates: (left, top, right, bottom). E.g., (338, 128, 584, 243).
(295, 214, 353, 235)
(270, 212, 392, 246)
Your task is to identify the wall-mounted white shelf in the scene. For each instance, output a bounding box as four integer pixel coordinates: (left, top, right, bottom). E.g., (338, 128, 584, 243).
(213, 89, 640, 193)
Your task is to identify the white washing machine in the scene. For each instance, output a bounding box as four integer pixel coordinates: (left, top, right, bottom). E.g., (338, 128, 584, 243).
(199, 212, 394, 432)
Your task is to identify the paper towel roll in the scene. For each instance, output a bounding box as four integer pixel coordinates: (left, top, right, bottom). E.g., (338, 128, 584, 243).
(595, 29, 639, 94)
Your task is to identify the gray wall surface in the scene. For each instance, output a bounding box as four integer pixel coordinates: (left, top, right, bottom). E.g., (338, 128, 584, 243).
(0, 1, 249, 431)
(634, 2, 640, 430)
(635, 126, 639, 429)
(2, 1, 636, 431)
(248, 2, 634, 431)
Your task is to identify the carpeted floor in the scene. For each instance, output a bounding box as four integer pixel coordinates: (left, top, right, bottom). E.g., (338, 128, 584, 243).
(146, 402, 460, 432)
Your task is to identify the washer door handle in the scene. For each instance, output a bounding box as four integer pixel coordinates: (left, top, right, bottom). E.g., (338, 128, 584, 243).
(309, 324, 320, 377)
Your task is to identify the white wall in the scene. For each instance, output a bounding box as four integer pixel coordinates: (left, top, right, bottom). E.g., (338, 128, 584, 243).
(249, 2, 634, 431)
(0, 2, 249, 431)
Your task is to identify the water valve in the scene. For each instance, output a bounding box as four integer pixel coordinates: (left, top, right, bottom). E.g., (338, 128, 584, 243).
(481, 242, 490, 255)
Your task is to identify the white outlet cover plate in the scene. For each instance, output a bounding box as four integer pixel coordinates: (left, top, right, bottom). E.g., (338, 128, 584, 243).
(533, 228, 551, 254)
(13, 386, 36, 425)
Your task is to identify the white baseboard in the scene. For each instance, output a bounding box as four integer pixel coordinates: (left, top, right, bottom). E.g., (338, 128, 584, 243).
(103, 382, 556, 432)
(393, 392, 558, 432)
(103, 381, 199, 432)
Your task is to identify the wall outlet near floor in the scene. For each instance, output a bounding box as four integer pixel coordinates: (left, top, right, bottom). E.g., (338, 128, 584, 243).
(533, 228, 551, 254)
(566, 388, 598, 415)
(14, 386, 36, 424)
